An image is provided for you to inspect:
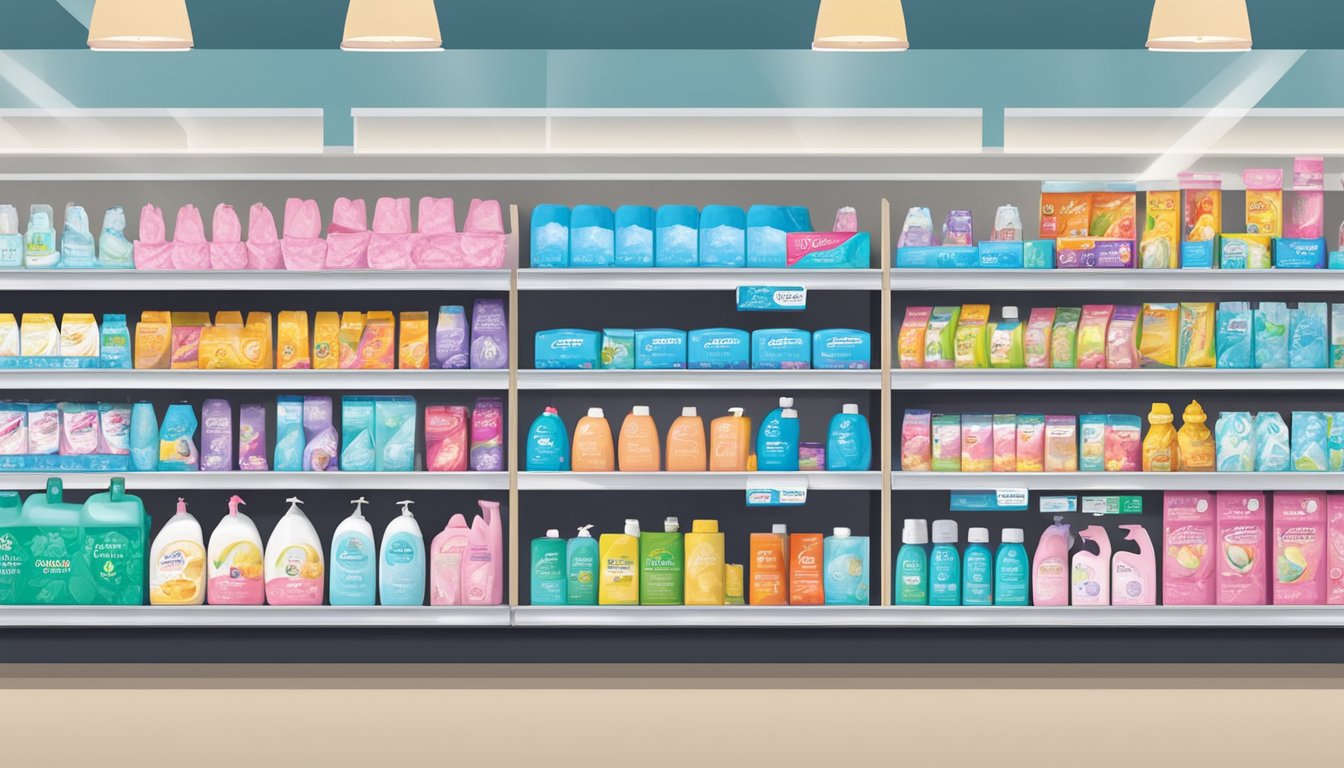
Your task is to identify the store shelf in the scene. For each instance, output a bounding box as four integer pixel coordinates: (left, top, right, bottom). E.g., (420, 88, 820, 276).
(519, 369, 880, 390)
(519, 471, 880, 491)
(0, 369, 509, 391)
(0, 270, 512, 292)
(890, 369, 1343, 390)
(517, 269, 879, 291)
(894, 471, 1341, 492)
(515, 606, 886, 627)
(0, 606, 511, 628)
(0, 472, 508, 491)
(891, 269, 1344, 293)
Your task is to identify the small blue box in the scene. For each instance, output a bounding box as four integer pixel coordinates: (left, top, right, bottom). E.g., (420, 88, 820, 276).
(530, 204, 570, 268)
(735, 285, 807, 312)
(811, 328, 871, 369)
(895, 245, 978, 269)
(534, 329, 602, 369)
(698, 205, 746, 268)
(977, 241, 1025, 269)
(1275, 238, 1327, 269)
(570, 205, 614, 267)
(634, 329, 687, 369)
(614, 205, 654, 268)
(751, 328, 811, 370)
(655, 206, 699, 267)
(687, 328, 749, 369)
(1180, 239, 1216, 269)
(1024, 240, 1055, 269)
(1330, 251, 1344, 269)
(747, 205, 811, 268)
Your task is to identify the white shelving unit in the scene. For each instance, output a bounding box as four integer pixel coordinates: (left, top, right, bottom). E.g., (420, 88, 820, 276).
(517, 268, 881, 292)
(519, 471, 881, 492)
(894, 471, 1344, 492)
(891, 269, 1344, 293)
(0, 269, 513, 292)
(0, 369, 510, 390)
(0, 472, 509, 491)
(519, 369, 880, 390)
(0, 606, 512, 628)
(890, 369, 1344, 391)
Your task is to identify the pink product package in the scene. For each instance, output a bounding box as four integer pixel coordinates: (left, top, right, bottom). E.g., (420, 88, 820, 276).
(1015, 415, 1045, 472)
(1274, 492, 1326, 605)
(1024, 308, 1055, 369)
(412, 197, 463, 269)
(1286, 156, 1325, 240)
(900, 409, 932, 471)
(992, 414, 1015, 473)
(325, 197, 370, 270)
(0, 406, 27, 455)
(209, 204, 247, 270)
(960, 414, 993, 472)
(1076, 305, 1113, 370)
(369, 197, 415, 270)
(245, 203, 283, 270)
(1216, 492, 1267, 605)
(1163, 492, 1215, 605)
(133, 204, 173, 269)
(171, 204, 211, 270)
(59, 404, 100, 456)
(425, 405, 469, 472)
(1105, 305, 1140, 370)
(1329, 495, 1344, 604)
(237, 403, 268, 471)
(459, 199, 508, 269)
(281, 198, 327, 270)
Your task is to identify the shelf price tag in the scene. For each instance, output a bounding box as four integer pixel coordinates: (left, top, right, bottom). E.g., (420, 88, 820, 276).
(948, 489, 1029, 512)
(745, 480, 808, 507)
(736, 285, 807, 312)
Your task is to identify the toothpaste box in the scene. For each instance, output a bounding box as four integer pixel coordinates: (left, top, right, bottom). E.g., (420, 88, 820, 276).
(1056, 238, 1136, 269)
(1275, 238, 1327, 269)
(895, 245, 977, 269)
(534, 329, 601, 369)
(787, 231, 870, 269)
(976, 241, 1024, 269)
(1024, 240, 1056, 269)
(811, 329, 870, 369)
(751, 328, 811, 369)
(687, 328, 749, 370)
(530, 204, 570, 268)
(634, 329, 686, 369)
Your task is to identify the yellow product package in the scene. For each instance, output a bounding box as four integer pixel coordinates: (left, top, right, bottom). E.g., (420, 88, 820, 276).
(20, 313, 59, 357)
(1243, 169, 1283, 236)
(357, 310, 395, 369)
(953, 304, 990, 369)
(398, 311, 429, 369)
(134, 311, 172, 369)
(338, 311, 366, 369)
(1178, 302, 1216, 368)
(199, 311, 265, 369)
(59, 313, 99, 358)
(0, 314, 17, 357)
(1138, 303, 1179, 367)
(313, 311, 340, 369)
(1140, 191, 1179, 269)
(277, 311, 311, 369)
(170, 311, 211, 369)
(246, 312, 273, 368)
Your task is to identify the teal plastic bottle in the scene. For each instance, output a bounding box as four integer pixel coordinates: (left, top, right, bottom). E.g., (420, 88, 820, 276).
(531, 529, 568, 605)
(378, 501, 426, 606)
(757, 397, 800, 471)
(15, 479, 83, 605)
(329, 497, 377, 606)
(566, 525, 598, 605)
(526, 407, 570, 471)
(929, 519, 961, 606)
(80, 477, 149, 605)
(0, 492, 21, 604)
(994, 528, 1030, 606)
(825, 404, 872, 471)
(822, 527, 870, 605)
(962, 526, 994, 606)
(894, 519, 929, 605)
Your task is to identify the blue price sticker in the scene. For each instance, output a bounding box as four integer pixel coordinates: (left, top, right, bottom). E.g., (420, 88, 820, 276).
(736, 286, 807, 312)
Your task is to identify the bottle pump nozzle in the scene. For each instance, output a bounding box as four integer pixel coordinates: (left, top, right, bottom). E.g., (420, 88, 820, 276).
(397, 499, 416, 517)
(350, 496, 368, 517)
(227, 495, 246, 516)
(175, 497, 188, 515)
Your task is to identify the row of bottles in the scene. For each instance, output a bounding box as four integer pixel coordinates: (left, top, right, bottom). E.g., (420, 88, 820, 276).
(526, 398, 872, 472)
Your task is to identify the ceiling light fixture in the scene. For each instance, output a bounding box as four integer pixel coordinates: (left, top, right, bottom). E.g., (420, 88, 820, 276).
(812, 0, 909, 52)
(87, 0, 193, 51)
(342, 0, 443, 51)
(1147, 0, 1252, 52)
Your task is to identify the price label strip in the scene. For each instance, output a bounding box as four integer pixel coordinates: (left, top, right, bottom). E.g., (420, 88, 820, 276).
(736, 285, 807, 312)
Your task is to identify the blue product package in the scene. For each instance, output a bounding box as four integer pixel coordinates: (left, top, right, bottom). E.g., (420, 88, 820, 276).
(811, 329, 871, 369)
(1180, 240, 1216, 269)
(374, 396, 417, 472)
(530, 204, 570, 268)
(614, 205, 655, 268)
(1276, 238, 1327, 269)
(1024, 240, 1056, 269)
(1290, 302, 1328, 369)
(687, 328, 749, 370)
(788, 231, 870, 269)
(1254, 411, 1291, 471)
(273, 396, 305, 472)
(534, 329, 602, 369)
(601, 328, 635, 369)
(1291, 411, 1329, 471)
(634, 329, 687, 369)
(1254, 302, 1289, 369)
(747, 205, 811, 268)
(1215, 411, 1254, 472)
(735, 285, 807, 311)
(977, 242, 1025, 269)
(698, 205, 746, 268)
(99, 314, 131, 369)
(569, 205, 614, 267)
(751, 328, 811, 370)
(655, 205, 699, 267)
(1215, 302, 1253, 369)
(1079, 414, 1107, 472)
(1330, 412, 1344, 471)
(340, 396, 376, 472)
(1331, 251, 1344, 270)
(895, 245, 978, 269)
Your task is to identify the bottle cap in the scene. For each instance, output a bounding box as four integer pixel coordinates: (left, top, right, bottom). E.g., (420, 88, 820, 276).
(771, 523, 787, 534)
(664, 517, 680, 532)
(1003, 528, 1024, 544)
(577, 524, 594, 538)
(175, 497, 188, 516)
(546, 529, 560, 538)
(681, 406, 697, 417)
(1002, 306, 1019, 320)
(903, 519, 929, 545)
(544, 406, 558, 415)
(632, 405, 650, 417)
(968, 527, 989, 544)
(833, 527, 851, 538)
(779, 397, 794, 409)
(397, 500, 415, 517)
(587, 407, 605, 418)
(781, 409, 797, 419)
(932, 519, 958, 544)
(348, 496, 366, 518)
(692, 519, 719, 534)
(842, 404, 859, 415)
(728, 407, 745, 417)
(624, 519, 641, 536)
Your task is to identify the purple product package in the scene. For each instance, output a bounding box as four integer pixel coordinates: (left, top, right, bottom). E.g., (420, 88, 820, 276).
(469, 298, 509, 370)
(470, 396, 504, 471)
(1056, 238, 1136, 269)
(200, 398, 233, 471)
(302, 395, 339, 472)
(238, 403, 268, 471)
(436, 305, 469, 369)
(799, 442, 826, 471)
(942, 210, 974, 246)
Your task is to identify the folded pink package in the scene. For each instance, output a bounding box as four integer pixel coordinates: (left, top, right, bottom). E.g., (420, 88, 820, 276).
(133, 204, 173, 269)
(281, 197, 327, 270)
(209, 203, 247, 270)
(369, 196, 415, 270)
(459, 199, 507, 268)
(246, 203, 283, 270)
(325, 197, 370, 269)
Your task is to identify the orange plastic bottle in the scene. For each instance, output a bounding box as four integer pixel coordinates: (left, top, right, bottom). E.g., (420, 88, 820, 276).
(571, 407, 615, 472)
(749, 523, 789, 605)
(617, 405, 661, 471)
(665, 406, 707, 472)
(709, 407, 751, 472)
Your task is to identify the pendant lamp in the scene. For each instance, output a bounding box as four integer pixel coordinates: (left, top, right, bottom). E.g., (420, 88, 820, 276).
(87, 0, 193, 51)
(812, 0, 909, 51)
(1147, 0, 1252, 51)
(342, 0, 443, 51)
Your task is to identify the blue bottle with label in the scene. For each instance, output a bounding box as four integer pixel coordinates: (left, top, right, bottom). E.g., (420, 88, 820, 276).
(757, 397, 799, 471)
(566, 525, 599, 605)
(894, 519, 929, 605)
(129, 402, 158, 472)
(379, 501, 426, 606)
(929, 520, 961, 606)
(962, 527, 994, 606)
(526, 407, 571, 471)
(994, 528, 1030, 606)
(826, 403, 872, 471)
(329, 497, 377, 606)
(822, 527, 869, 605)
(531, 529, 568, 605)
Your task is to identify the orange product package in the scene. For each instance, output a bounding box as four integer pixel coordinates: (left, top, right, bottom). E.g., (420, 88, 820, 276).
(748, 531, 789, 606)
(338, 311, 365, 369)
(356, 310, 395, 369)
(312, 311, 339, 370)
(134, 311, 172, 369)
(277, 311, 311, 370)
(788, 533, 824, 605)
(1039, 193, 1092, 239)
(398, 311, 429, 369)
(169, 312, 210, 369)
(1089, 193, 1137, 240)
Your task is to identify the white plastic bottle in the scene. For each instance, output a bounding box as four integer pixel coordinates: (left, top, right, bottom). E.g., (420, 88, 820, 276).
(150, 498, 206, 606)
(379, 500, 426, 606)
(206, 494, 264, 605)
(330, 497, 377, 606)
(264, 497, 325, 606)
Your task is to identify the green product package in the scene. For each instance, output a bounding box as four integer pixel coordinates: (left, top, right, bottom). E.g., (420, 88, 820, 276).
(1050, 307, 1081, 368)
(639, 531, 684, 605)
(12, 479, 87, 605)
(923, 306, 961, 368)
(80, 478, 149, 605)
(601, 328, 635, 370)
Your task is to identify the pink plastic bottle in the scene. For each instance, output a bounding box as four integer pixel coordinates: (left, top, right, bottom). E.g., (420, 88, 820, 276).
(1111, 525, 1156, 606)
(1032, 517, 1070, 606)
(463, 500, 504, 605)
(430, 513, 471, 605)
(205, 494, 264, 606)
(1071, 525, 1111, 606)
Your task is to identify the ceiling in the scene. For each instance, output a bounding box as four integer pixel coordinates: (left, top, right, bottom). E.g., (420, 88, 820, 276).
(3, 0, 1341, 50)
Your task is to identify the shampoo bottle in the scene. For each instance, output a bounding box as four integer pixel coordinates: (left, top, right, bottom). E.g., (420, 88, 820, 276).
(827, 403, 872, 472)
(995, 528, 1030, 606)
(572, 407, 615, 472)
(1071, 525, 1112, 606)
(379, 501, 426, 606)
(206, 494, 264, 606)
(566, 525, 599, 605)
(525, 407, 570, 471)
(530, 529, 568, 605)
(684, 519, 726, 605)
(430, 513, 471, 605)
(264, 497, 325, 606)
(962, 527, 994, 606)
(823, 527, 869, 605)
(329, 497, 376, 606)
(1143, 402, 1178, 472)
(129, 402, 158, 472)
(618, 405, 661, 471)
(894, 519, 929, 605)
(757, 398, 800, 471)
(665, 407, 707, 471)
(1112, 524, 1157, 606)
(463, 500, 504, 605)
(1032, 517, 1071, 606)
(149, 498, 206, 606)
(709, 407, 751, 471)
(640, 517, 684, 605)
(598, 519, 640, 605)
(929, 519, 961, 606)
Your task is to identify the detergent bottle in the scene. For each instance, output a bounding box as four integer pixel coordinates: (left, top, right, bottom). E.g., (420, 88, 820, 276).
(0, 492, 19, 604)
(598, 519, 640, 605)
(826, 404, 872, 471)
(530, 528, 568, 606)
(566, 525, 599, 605)
(206, 494, 265, 606)
(709, 407, 751, 471)
(463, 500, 504, 605)
(380, 500, 426, 606)
(665, 407, 707, 471)
(265, 497, 324, 606)
(525, 407, 570, 471)
(757, 397, 799, 471)
(1112, 524, 1156, 606)
(1071, 525, 1112, 606)
(1032, 517, 1071, 606)
(1143, 402, 1179, 472)
(329, 497, 376, 606)
(639, 517, 684, 606)
(1177, 399, 1214, 471)
(684, 519, 726, 605)
(571, 408, 615, 472)
(14, 479, 82, 605)
(618, 405, 661, 471)
(80, 477, 149, 605)
(149, 498, 206, 606)
(429, 512, 471, 606)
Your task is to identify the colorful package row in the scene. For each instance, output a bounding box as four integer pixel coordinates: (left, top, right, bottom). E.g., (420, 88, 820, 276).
(899, 411, 1142, 474)
(0, 313, 129, 369)
(534, 327, 870, 370)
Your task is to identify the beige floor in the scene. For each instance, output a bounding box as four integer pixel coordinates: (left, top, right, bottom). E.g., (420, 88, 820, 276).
(1, 664, 1337, 764)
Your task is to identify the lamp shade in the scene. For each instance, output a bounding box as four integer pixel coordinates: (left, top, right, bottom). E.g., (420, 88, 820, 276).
(87, 0, 193, 51)
(1147, 0, 1252, 51)
(813, 0, 909, 51)
(342, 0, 442, 51)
